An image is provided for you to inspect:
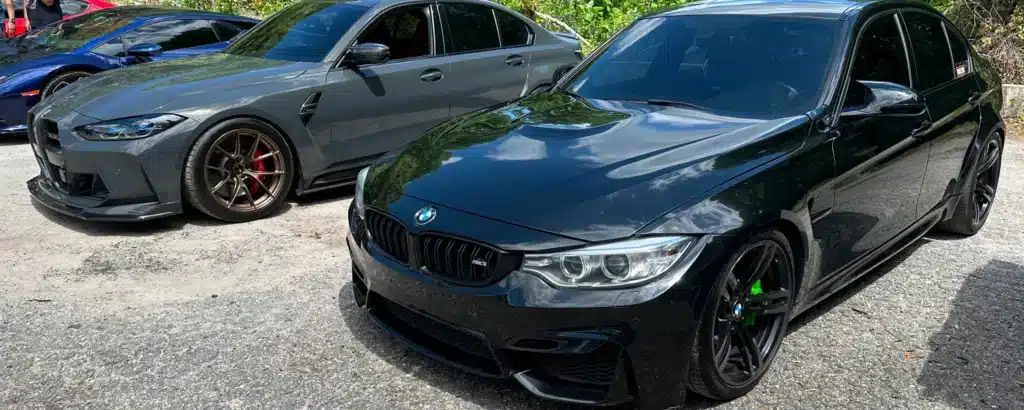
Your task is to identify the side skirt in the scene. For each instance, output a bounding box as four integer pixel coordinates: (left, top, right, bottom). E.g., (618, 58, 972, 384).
(794, 197, 955, 316)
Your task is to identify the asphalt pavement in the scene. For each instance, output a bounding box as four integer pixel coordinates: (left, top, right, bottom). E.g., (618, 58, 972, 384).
(1, 136, 1022, 409)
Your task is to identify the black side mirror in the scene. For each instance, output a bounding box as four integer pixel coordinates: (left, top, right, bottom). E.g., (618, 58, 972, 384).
(126, 43, 162, 57)
(841, 80, 925, 117)
(345, 43, 390, 66)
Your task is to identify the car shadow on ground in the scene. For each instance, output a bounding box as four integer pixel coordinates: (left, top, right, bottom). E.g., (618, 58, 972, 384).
(0, 137, 27, 146)
(916, 259, 1024, 410)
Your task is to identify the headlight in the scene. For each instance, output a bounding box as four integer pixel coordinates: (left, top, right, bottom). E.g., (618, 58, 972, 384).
(75, 114, 185, 141)
(354, 166, 369, 219)
(521, 236, 694, 288)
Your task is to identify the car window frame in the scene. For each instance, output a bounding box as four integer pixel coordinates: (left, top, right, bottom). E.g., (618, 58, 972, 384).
(898, 9, 962, 93)
(437, 1, 505, 56)
(830, 11, 914, 126)
(120, 18, 222, 54)
(942, 20, 973, 75)
(492, 8, 534, 49)
(332, 1, 441, 70)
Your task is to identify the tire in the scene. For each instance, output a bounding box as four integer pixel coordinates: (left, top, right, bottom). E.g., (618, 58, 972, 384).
(41, 71, 91, 99)
(688, 230, 796, 401)
(183, 118, 295, 223)
(935, 131, 1003, 236)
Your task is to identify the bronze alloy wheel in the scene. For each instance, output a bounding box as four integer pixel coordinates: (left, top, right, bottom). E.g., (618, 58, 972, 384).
(203, 129, 287, 212)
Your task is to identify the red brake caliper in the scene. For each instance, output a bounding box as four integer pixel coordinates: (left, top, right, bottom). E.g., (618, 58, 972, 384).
(249, 149, 266, 194)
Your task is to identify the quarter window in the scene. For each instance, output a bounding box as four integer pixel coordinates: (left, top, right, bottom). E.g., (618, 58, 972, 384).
(357, 6, 432, 60)
(123, 19, 221, 54)
(60, 0, 88, 16)
(902, 12, 954, 90)
(944, 22, 970, 78)
(850, 15, 911, 87)
(443, 3, 500, 52)
(494, 9, 531, 47)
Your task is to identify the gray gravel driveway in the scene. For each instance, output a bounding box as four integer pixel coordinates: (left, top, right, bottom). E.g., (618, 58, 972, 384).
(1, 136, 1022, 409)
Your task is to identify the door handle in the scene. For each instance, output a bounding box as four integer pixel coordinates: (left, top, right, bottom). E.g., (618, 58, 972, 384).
(505, 55, 525, 67)
(968, 91, 980, 103)
(420, 69, 443, 83)
(911, 120, 932, 137)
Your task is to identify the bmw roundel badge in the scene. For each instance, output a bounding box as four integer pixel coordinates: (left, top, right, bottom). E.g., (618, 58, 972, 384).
(414, 206, 436, 225)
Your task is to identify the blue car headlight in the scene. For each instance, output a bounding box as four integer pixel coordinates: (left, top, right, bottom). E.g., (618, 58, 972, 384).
(354, 166, 370, 219)
(75, 114, 185, 141)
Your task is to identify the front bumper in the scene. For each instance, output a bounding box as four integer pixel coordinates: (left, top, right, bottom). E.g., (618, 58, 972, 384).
(0, 91, 39, 135)
(347, 201, 726, 409)
(24, 107, 199, 221)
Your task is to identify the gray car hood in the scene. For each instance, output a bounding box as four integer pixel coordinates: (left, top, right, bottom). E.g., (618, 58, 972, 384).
(49, 53, 316, 120)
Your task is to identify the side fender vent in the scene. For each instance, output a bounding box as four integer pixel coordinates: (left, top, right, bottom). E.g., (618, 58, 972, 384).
(300, 92, 322, 124)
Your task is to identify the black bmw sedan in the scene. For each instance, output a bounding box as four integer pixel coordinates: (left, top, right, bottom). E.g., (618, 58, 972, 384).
(347, 0, 1005, 408)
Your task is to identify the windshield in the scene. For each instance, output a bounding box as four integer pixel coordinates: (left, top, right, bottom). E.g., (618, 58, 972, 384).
(10, 11, 134, 52)
(563, 15, 841, 117)
(225, 2, 368, 62)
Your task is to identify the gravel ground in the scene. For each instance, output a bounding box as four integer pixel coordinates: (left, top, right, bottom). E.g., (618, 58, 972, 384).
(1, 136, 1022, 410)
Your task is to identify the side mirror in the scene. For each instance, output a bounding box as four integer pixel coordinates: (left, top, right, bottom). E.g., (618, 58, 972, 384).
(126, 43, 162, 57)
(345, 43, 390, 66)
(841, 80, 925, 118)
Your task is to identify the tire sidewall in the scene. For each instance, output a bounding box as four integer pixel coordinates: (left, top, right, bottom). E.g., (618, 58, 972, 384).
(42, 71, 91, 99)
(183, 118, 295, 222)
(689, 230, 795, 400)
(968, 132, 1003, 231)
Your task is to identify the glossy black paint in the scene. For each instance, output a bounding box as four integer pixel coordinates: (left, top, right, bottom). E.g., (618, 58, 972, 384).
(351, 0, 1005, 408)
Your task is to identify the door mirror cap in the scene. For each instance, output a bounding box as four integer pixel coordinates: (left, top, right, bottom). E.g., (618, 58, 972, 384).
(841, 80, 925, 118)
(126, 43, 163, 57)
(346, 43, 390, 66)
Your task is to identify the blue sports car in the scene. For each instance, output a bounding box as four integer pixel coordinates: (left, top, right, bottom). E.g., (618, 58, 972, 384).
(0, 6, 258, 135)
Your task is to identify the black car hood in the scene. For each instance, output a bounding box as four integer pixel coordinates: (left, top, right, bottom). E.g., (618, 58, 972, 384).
(366, 92, 810, 242)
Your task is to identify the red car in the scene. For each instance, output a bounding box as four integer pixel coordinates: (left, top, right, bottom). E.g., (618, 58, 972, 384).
(4, 0, 116, 37)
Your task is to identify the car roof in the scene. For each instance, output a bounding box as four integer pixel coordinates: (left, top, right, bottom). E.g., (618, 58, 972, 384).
(647, 0, 938, 20)
(85, 5, 258, 22)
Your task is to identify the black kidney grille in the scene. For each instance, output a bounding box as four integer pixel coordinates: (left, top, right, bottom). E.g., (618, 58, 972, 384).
(420, 235, 501, 284)
(366, 210, 409, 264)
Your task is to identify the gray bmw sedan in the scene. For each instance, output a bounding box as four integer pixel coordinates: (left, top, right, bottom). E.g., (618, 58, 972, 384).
(27, 0, 581, 222)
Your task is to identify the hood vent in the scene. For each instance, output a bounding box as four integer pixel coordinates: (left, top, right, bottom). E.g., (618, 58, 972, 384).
(299, 92, 322, 124)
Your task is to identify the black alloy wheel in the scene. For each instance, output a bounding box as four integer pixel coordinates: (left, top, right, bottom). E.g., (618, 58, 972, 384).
(184, 118, 295, 222)
(971, 138, 1000, 227)
(936, 131, 1002, 236)
(689, 230, 795, 400)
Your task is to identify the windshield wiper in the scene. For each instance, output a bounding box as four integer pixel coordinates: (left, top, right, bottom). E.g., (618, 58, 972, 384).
(641, 99, 711, 112)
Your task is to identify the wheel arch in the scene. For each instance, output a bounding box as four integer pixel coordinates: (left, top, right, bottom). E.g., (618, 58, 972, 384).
(181, 114, 304, 197)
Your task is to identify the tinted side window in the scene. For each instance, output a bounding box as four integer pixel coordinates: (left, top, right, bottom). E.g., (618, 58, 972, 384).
(851, 15, 910, 87)
(92, 36, 123, 57)
(123, 20, 221, 53)
(211, 20, 256, 42)
(494, 9, 530, 47)
(944, 22, 970, 77)
(902, 12, 954, 90)
(357, 6, 432, 60)
(443, 3, 500, 52)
